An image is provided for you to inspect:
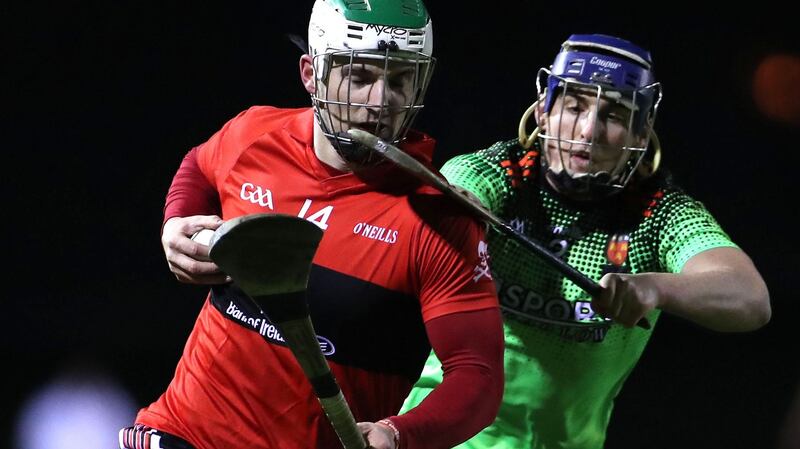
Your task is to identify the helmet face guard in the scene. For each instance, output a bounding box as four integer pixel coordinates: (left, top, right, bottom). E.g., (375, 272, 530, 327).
(311, 49, 435, 164)
(307, 0, 435, 165)
(537, 34, 663, 197)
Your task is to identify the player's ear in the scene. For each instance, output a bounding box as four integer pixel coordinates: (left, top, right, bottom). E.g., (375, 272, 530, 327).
(300, 54, 315, 94)
(636, 130, 661, 178)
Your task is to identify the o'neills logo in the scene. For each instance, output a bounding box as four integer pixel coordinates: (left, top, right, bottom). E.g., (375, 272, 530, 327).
(353, 222, 398, 244)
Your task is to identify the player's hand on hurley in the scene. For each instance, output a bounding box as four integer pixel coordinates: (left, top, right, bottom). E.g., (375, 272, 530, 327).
(357, 421, 397, 449)
(161, 215, 230, 285)
(596, 273, 661, 328)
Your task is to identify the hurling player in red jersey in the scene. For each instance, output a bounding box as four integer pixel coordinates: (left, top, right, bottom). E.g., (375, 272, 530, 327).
(119, 2, 504, 449)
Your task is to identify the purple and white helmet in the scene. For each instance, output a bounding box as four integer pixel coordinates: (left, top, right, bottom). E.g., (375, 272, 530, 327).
(534, 34, 663, 197)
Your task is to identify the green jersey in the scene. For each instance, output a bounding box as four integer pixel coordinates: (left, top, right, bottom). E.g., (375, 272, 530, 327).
(401, 140, 737, 449)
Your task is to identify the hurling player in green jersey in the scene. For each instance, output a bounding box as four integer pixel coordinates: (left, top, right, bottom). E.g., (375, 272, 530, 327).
(401, 34, 771, 449)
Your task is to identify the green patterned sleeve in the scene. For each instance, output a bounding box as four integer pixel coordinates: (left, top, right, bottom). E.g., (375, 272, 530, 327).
(440, 141, 515, 214)
(658, 193, 739, 273)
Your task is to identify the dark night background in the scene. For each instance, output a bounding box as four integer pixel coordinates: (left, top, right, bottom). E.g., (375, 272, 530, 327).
(4, 2, 799, 448)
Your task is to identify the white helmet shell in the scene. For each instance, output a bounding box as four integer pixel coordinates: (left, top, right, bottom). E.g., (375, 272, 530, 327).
(308, 0, 433, 62)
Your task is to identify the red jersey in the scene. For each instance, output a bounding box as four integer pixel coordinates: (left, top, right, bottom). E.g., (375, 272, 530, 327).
(136, 107, 499, 449)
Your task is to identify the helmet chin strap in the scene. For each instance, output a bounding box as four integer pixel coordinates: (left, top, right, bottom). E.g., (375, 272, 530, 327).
(543, 162, 619, 201)
(574, 170, 612, 185)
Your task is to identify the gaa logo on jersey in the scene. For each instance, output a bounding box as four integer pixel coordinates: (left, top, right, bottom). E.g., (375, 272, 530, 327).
(606, 234, 630, 267)
(240, 182, 274, 209)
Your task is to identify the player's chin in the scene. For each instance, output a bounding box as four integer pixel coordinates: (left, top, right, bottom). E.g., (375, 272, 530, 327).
(562, 165, 591, 177)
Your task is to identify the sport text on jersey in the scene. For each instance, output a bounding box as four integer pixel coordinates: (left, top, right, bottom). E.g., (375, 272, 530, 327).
(494, 275, 611, 342)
